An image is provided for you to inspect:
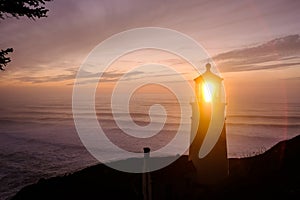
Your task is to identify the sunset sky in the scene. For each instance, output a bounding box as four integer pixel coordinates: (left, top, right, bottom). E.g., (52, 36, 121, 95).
(0, 0, 299, 105)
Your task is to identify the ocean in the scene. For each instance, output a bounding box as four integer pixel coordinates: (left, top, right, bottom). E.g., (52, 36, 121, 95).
(0, 94, 300, 200)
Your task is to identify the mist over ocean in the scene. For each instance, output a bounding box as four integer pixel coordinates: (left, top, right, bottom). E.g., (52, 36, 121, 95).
(1, 94, 300, 200)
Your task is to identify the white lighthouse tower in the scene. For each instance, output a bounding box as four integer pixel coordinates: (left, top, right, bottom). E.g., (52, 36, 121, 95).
(189, 63, 228, 184)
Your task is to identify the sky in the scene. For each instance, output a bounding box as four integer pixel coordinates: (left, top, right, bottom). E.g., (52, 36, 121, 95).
(0, 0, 300, 105)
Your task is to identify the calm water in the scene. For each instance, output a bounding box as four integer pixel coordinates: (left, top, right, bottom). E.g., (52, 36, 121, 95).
(0, 95, 300, 199)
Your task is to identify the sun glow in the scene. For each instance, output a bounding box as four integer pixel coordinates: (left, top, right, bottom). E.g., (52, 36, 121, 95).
(202, 82, 214, 102)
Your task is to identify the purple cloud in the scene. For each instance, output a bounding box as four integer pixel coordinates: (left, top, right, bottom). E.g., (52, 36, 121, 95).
(214, 34, 300, 72)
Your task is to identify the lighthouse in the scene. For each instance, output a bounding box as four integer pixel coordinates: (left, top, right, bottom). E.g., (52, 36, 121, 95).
(189, 63, 228, 184)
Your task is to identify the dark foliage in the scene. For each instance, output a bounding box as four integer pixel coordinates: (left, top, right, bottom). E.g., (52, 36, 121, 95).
(0, 0, 52, 20)
(0, 48, 13, 70)
(0, 0, 52, 71)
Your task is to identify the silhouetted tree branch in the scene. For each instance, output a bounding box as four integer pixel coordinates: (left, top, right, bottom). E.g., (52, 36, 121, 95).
(0, 0, 52, 20)
(0, 0, 52, 71)
(0, 48, 13, 71)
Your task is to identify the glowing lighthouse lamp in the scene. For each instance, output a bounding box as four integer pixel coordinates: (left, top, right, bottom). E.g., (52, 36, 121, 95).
(189, 63, 228, 184)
